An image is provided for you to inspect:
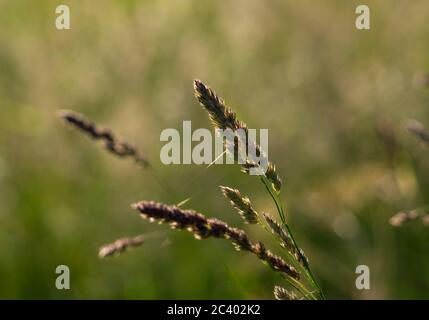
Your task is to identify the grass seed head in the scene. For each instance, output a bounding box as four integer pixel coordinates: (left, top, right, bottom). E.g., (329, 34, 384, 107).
(274, 286, 298, 300)
(390, 210, 428, 227)
(194, 80, 282, 191)
(58, 109, 149, 167)
(98, 235, 145, 258)
(262, 212, 294, 252)
(220, 186, 258, 224)
(406, 119, 429, 144)
(133, 201, 299, 280)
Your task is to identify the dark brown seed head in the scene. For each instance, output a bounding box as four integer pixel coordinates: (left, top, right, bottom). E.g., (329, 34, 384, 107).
(58, 110, 149, 167)
(133, 201, 299, 280)
(252, 242, 300, 279)
(194, 80, 282, 191)
(194, 79, 245, 131)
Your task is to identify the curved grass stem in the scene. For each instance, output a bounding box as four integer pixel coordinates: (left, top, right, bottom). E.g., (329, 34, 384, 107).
(260, 176, 325, 300)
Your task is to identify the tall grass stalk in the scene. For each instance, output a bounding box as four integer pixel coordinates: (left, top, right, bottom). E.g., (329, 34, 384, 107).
(61, 80, 326, 299)
(194, 80, 324, 299)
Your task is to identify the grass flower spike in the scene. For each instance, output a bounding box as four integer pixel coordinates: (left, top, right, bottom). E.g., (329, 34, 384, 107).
(59, 110, 149, 167)
(133, 201, 300, 280)
(98, 235, 145, 258)
(220, 186, 259, 224)
(61, 79, 325, 300)
(194, 80, 282, 192)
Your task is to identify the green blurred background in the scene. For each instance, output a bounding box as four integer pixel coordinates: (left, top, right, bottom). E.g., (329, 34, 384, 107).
(1, 0, 429, 299)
